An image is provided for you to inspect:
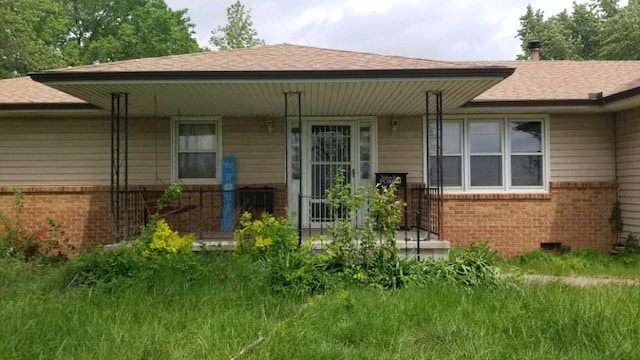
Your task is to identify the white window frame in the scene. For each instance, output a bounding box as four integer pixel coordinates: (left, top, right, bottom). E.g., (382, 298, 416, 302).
(171, 116, 223, 184)
(423, 115, 550, 193)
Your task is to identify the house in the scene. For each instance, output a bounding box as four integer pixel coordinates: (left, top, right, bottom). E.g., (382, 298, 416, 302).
(2, 43, 640, 256)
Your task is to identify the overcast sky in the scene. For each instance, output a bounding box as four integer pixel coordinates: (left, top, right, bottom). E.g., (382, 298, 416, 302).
(164, 0, 598, 60)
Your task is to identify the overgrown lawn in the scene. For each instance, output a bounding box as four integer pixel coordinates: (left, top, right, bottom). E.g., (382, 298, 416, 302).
(1, 253, 639, 360)
(501, 248, 640, 279)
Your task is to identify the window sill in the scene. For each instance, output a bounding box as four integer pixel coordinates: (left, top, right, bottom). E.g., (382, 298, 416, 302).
(441, 192, 551, 200)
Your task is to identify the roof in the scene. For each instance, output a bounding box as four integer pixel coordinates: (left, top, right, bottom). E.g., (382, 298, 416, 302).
(467, 60, 640, 104)
(3, 44, 640, 112)
(24, 44, 515, 117)
(39, 43, 479, 73)
(0, 77, 92, 110)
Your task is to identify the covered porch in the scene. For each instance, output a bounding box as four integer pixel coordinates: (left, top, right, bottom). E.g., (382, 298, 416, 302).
(29, 44, 515, 252)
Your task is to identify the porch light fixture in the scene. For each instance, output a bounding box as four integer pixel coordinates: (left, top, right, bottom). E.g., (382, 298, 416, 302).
(391, 117, 399, 134)
(265, 117, 274, 134)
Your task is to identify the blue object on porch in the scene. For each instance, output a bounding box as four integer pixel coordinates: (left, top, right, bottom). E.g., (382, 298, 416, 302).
(221, 156, 236, 232)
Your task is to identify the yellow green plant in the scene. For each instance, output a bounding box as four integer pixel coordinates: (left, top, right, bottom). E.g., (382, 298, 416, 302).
(145, 219, 194, 256)
(234, 212, 296, 256)
(134, 184, 195, 258)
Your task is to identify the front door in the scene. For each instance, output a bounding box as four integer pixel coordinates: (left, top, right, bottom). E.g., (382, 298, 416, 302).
(287, 119, 375, 228)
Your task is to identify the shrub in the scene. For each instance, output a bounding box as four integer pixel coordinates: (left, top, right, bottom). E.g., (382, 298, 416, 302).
(324, 171, 405, 288)
(64, 184, 199, 291)
(234, 212, 297, 257)
(134, 218, 194, 258)
(233, 211, 325, 295)
(134, 184, 195, 259)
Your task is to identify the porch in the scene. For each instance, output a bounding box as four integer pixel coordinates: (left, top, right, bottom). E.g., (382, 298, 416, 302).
(115, 186, 449, 260)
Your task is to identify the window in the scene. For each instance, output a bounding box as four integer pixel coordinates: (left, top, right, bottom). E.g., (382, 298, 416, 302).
(426, 117, 546, 191)
(172, 117, 221, 183)
(469, 120, 503, 187)
(428, 121, 462, 187)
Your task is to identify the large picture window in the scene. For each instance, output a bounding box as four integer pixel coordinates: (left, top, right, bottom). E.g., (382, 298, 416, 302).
(172, 117, 221, 183)
(427, 117, 546, 191)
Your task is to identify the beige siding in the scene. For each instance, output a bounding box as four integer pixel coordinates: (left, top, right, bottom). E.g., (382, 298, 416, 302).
(549, 114, 615, 182)
(616, 107, 640, 235)
(0, 116, 171, 186)
(0, 115, 284, 187)
(129, 117, 171, 185)
(377, 116, 423, 183)
(0, 116, 111, 186)
(222, 117, 284, 185)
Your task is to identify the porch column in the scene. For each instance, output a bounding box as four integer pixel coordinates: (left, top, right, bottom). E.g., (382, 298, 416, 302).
(424, 91, 444, 244)
(110, 93, 129, 242)
(284, 91, 303, 245)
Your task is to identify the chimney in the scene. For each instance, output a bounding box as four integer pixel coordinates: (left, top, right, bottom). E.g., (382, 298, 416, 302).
(528, 40, 541, 61)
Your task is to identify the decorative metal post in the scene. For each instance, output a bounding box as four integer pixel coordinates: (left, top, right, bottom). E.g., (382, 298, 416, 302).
(110, 93, 129, 242)
(284, 92, 303, 246)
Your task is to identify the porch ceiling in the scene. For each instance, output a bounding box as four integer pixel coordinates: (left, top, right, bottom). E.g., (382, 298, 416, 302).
(38, 77, 504, 117)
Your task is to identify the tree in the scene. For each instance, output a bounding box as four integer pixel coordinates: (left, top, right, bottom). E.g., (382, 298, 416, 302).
(515, 0, 640, 60)
(0, 0, 202, 78)
(61, 0, 202, 65)
(0, 0, 67, 77)
(210, 1, 265, 50)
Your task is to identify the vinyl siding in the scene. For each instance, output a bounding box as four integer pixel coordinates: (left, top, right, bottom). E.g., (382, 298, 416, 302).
(376, 116, 423, 183)
(0, 116, 112, 186)
(222, 117, 284, 185)
(0, 115, 289, 187)
(0, 116, 170, 186)
(615, 107, 640, 235)
(549, 114, 615, 182)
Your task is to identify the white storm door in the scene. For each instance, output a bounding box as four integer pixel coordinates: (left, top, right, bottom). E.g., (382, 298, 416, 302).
(305, 123, 355, 226)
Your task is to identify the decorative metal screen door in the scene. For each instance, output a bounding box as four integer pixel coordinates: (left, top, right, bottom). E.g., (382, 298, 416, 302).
(306, 123, 355, 226)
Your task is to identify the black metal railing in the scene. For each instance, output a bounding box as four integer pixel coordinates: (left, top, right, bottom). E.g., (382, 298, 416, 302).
(296, 187, 442, 241)
(112, 187, 279, 241)
(409, 187, 442, 238)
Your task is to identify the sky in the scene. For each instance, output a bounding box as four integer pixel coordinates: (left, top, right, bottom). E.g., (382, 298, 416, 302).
(164, 0, 595, 61)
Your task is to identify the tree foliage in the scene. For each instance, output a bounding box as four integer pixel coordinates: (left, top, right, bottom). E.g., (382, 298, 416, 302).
(210, 1, 265, 50)
(0, 0, 202, 78)
(516, 0, 640, 60)
(0, 0, 67, 78)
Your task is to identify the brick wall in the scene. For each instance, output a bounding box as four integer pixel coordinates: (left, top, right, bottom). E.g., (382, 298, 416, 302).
(0, 186, 111, 251)
(0, 184, 287, 251)
(0, 182, 617, 255)
(442, 182, 618, 256)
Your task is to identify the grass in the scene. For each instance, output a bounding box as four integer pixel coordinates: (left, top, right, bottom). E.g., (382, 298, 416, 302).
(501, 248, 640, 279)
(1, 252, 640, 359)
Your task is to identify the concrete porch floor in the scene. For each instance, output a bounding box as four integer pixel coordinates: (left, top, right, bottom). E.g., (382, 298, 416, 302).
(194, 228, 450, 260)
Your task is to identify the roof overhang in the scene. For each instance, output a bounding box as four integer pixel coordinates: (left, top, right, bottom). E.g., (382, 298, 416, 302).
(461, 99, 609, 114)
(602, 87, 640, 112)
(0, 102, 103, 117)
(30, 68, 515, 117)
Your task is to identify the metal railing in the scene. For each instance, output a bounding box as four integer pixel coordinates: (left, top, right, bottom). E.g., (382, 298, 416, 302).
(111, 187, 279, 241)
(296, 187, 442, 252)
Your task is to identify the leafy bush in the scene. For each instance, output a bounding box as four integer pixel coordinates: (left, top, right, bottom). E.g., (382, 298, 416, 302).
(64, 184, 199, 291)
(234, 212, 297, 257)
(233, 174, 504, 294)
(134, 218, 194, 257)
(324, 170, 405, 288)
(233, 211, 326, 295)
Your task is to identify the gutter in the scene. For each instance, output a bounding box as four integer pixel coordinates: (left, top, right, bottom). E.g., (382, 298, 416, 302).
(29, 68, 516, 83)
(0, 102, 98, 111)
